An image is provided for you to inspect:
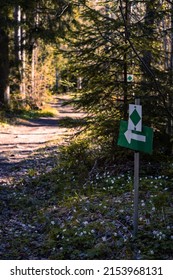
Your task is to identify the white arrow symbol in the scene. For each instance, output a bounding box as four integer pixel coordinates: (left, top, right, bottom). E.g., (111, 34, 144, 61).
(124, 130, 146, 144)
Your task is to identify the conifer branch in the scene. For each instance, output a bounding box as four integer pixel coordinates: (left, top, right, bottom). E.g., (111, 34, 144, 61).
(119, 0, 173, 119)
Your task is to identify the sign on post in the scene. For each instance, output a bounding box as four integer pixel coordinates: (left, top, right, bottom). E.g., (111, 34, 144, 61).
(117, 101, 154, 239)
(127, 74, 133, 82)
(128, 104, 142, 132)
(117, 120, 153, 154)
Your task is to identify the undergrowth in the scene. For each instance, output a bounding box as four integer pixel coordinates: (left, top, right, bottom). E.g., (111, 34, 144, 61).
(1, 137, 172, 260)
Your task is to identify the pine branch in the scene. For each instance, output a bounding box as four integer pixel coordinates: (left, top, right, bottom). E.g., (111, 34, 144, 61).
(119, 0, 173, 119)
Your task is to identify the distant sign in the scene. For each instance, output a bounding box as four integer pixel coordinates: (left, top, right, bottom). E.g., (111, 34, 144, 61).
(127, 74, 133, 82)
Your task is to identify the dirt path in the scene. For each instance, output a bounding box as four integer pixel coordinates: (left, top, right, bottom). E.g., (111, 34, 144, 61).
(0, 95, 84, 185)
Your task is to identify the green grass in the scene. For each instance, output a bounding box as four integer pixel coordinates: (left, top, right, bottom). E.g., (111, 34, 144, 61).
(14, 107, 57, 119)
(0, 107, 57, 125)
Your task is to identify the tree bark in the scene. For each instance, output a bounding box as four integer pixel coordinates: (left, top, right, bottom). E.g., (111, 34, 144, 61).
(0, 28, 9, 106)
(142, 1, 155, 73)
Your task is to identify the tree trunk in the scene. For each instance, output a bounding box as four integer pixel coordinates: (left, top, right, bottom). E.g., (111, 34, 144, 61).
(167, 3, 173, 154)
(14, 6, 21, 65)
(142, 2, 155, 73)
(0, 28, 9, 107)
(123, 0, 131, 119)
(20, 10, 26, 99)
(31, 44, 38, 98)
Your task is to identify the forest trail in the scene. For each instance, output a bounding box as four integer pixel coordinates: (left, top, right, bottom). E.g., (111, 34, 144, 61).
(0, 95, 84, 185)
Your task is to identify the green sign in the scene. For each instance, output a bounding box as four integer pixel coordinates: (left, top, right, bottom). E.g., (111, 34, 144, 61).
(127, 74, 133, 82)
(128, 104, 142, 131)
(117, 120, 153, 154)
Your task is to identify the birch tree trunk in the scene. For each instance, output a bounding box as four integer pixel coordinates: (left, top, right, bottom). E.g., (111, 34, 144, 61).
(20, 11, 26, 99)
(14, 6, 26, 99)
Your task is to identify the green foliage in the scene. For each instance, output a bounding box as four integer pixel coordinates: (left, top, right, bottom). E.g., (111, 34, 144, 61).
(62, 1, 173, 156)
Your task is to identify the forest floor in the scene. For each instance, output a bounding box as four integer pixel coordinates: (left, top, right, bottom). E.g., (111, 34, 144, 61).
(0, 95, 172, 260)
(0, 95, 84, 186)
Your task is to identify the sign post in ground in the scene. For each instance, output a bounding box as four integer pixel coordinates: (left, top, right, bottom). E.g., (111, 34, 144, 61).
(117, 98, 154, 238)
(133, 98, 140, 238)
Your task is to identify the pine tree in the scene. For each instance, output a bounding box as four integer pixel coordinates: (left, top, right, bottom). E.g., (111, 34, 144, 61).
(64, 1, 138, 155)
(64, 0, 173, 155)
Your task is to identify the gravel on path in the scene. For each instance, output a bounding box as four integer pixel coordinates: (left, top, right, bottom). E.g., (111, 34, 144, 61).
(0, 95, 84, 186)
